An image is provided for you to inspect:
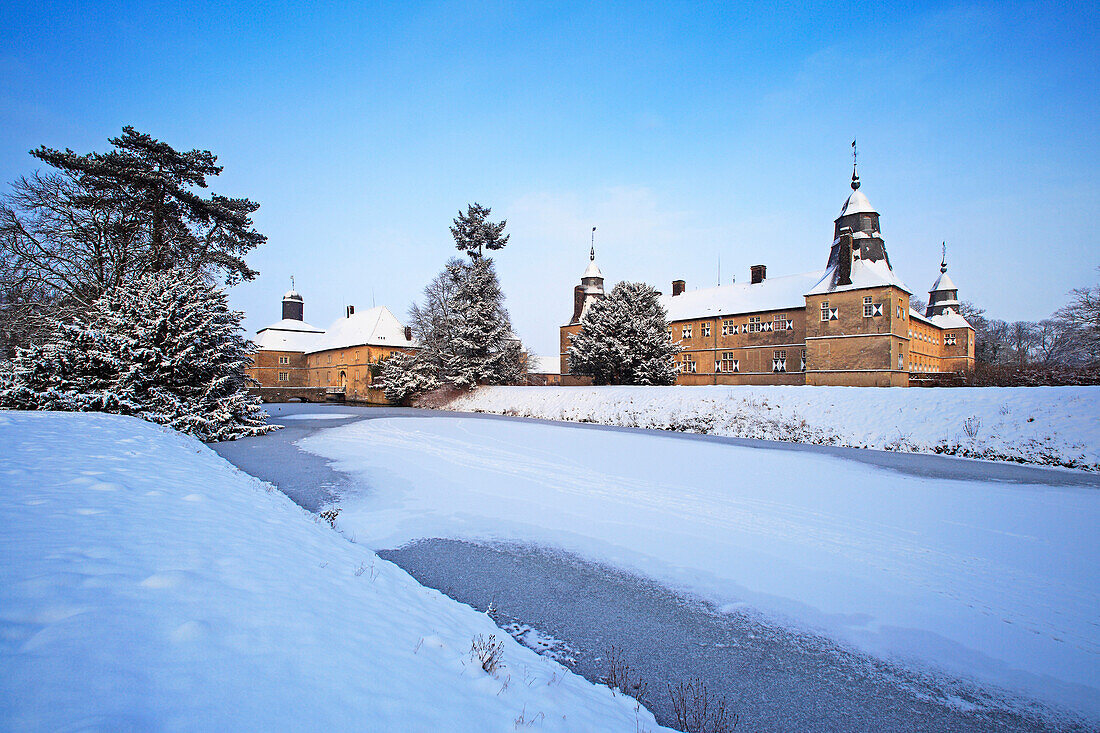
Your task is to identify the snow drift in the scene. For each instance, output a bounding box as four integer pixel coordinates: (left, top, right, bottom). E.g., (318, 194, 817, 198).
(446, 385, 1100, 470)
(0, 411, 667, 732)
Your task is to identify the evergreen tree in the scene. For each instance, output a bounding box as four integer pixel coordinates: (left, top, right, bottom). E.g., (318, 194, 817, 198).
(28, 127, 265, 284)
(567, 281, 680, 385)
(446, 258, 524, 388)
(450, 203, 509, 260)
(1, 270, 274, 442)
(377, 351, 440, 404)
(1, 319, 136, 414)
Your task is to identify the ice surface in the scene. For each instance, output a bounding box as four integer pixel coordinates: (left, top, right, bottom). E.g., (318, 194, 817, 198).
(300, 415, 1100, 721)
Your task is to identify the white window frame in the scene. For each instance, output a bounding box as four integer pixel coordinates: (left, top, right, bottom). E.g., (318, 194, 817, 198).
(945, 333, 957, 346)
(682, 324, 693, 339)
(747, 316, 762, 332)
(702, 322, 711, 338)
(772, 349, 787, 373)
(278, 371, 289, 382)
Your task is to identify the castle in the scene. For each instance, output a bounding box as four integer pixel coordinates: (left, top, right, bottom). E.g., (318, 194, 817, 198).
(560, 165, 975, 387)
(245, 290, 418, 403)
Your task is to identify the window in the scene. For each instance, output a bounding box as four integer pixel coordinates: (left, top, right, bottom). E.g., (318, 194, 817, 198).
(278, 372, 289, 382)
(945, 333, 957, 346)
(897, 305, 903, 319)
(702, 322, 711, 338)
(800, 349, 807, 372)
(772, 350, 787, 373)
(747, 316, 762, 332)
(898, 353, 904, 370)
(279, 355, 290, 365)
(820, 302, 837, 321)
(721, 319, 735, 336)
(863, 296, 883, 318)
(719, 352, 739, 373)
(681, 355, 697, 373)
(682, 324, 693, 339)
(773, 313, 787, 330)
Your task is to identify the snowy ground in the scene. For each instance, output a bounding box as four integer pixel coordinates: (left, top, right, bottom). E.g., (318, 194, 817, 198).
(298, 415, 1100, 724)
(445, 385, 1100, 470)
(0, 411, 669, 732)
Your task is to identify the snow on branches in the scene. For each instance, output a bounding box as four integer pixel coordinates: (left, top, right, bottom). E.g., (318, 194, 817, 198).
(1, 269, 275, 442)
(567, 281, 680, 385)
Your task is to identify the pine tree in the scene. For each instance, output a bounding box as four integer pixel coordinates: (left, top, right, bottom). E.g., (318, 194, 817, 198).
(1, 270, 274, 441)
(450, 203, 509, 260)
(567, 281, 680, 385)
(446, 258, 524, 388)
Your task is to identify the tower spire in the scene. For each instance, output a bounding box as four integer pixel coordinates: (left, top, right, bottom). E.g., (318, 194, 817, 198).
(851, 138, 860, 190)
(940, 241, 948, 273)
(590, 226, 596, 260)
(290, 274, 295, 291)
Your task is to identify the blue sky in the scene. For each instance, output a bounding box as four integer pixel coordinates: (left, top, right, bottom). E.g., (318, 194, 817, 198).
(2, 1, 1097, 355)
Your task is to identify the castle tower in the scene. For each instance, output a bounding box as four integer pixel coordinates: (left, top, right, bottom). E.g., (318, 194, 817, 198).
(826, 145, 891, 271)
(925, 244, 961, 316)
(570, 234, 605, 324)
(282, 282, 304, 321)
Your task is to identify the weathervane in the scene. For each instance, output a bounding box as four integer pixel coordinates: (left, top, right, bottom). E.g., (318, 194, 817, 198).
(590, 226, 596, 260)
(941, 242, 948, 273)
(851, 139, 860, 190)
(290, 275, 295, 291)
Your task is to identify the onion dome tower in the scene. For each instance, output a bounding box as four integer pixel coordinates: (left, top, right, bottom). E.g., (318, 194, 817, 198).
(570, 228, 605, 323)
(926, 243, 961, 316)
(282, 277, 305, 321)
(826, 142, 891, 270)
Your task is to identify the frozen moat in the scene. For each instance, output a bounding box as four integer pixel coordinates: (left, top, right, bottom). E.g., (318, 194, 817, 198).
(213, 403, 1098, 732)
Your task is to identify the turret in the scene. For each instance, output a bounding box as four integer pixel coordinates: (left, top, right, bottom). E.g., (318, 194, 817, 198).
(571, 231, 605, 323)
(282, 280, 304, 321)
(826, 142, 891, 270)
(926, 243, 961, 316)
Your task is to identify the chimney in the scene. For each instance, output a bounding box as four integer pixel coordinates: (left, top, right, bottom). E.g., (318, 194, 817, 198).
(672, 279, 686, 297)
(346, 305, 355, 318)
(404, 326, 413, 341)
(750, 265, 766, 284)
(837, 234, 853, 287)
(572, 285, 586, 322)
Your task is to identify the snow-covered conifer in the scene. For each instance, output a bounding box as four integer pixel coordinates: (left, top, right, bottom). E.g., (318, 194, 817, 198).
(1, 270, 274, 441)
(446, 258, 524, 389)
(567, 281, 680, 385)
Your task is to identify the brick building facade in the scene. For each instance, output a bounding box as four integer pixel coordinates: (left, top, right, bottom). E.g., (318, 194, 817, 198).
(246, 290, 417, 403)
(561, 167, 975, 387)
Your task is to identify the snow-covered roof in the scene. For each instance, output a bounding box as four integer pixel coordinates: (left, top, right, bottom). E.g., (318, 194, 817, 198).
(838, 189, 876, 217)
(309, 306, 417, 353)
(909, 308, 971, 330)
(253, 328, 326, 353)
(929, 310, 971, 329)
(909, 308, 933, 325)
(929, 271, 957, 292)
(258, 319, 324, 333)
(583, 260, 604, 279)
(253, 319, 325, 352)
(283, 289, 302, 300)
(530, 355, 561, 374)
(806, 258, 912, 296)
(660, 270, 826, 321)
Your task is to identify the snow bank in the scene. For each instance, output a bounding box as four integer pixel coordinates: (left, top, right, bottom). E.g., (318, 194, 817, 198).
(0, 412, 668, 732)
(301, 416, 1100, 722)
(446, 385, 1100, 470)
